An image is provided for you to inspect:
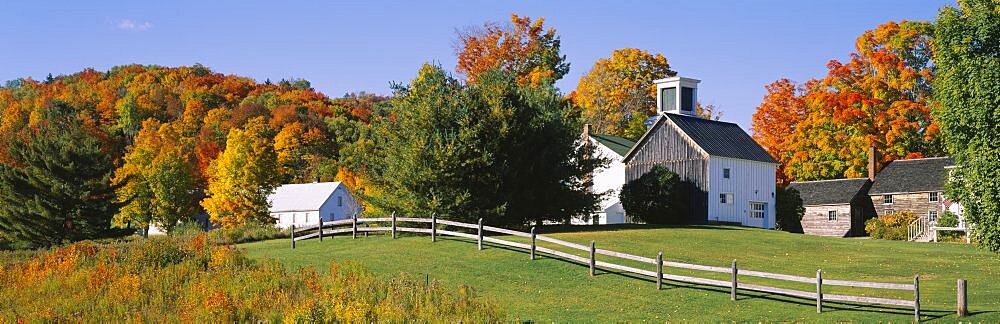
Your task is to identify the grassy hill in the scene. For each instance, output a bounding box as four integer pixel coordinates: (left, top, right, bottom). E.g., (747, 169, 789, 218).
(242, 225, 1000, 321)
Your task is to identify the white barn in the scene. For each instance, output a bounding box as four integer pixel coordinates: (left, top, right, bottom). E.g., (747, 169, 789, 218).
(268, 182, 359, 229)
(622, 76, 778, 228)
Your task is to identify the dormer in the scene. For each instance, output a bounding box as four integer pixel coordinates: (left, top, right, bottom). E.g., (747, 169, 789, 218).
(655, 76, 700, 116)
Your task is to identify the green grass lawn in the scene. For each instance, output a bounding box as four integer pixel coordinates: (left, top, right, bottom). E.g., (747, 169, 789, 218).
(241, 225, 1000, 321)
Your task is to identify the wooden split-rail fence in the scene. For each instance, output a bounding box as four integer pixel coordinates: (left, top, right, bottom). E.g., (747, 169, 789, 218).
(291, 212, 972, 321)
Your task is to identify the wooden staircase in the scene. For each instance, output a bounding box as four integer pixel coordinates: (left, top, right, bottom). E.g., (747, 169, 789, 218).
(907, 216, 931, 242)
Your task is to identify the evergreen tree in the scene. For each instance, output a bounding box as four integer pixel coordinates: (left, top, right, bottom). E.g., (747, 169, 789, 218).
(0, 102, 118, 247)
(363, 64, 603, 225)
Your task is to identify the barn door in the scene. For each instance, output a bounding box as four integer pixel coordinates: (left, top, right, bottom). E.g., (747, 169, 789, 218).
(748, 202, 767, 228)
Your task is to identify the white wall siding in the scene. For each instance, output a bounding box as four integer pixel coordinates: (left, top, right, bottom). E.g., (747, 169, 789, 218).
(572, 137, 629, 225)
(707, 156, 776, 229)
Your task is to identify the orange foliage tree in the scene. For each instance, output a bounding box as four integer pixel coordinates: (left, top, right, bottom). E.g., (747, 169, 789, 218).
(454, 13, 569, 86)
(752, 21, 943, 181)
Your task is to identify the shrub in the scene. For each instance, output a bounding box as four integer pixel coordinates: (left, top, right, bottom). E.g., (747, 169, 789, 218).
(865, 211, 918, 240)
(776, 186, 805, 233)
(0, 234, 501, 322)
(620, 165, 685, 224)
(208, 223, 289, 245)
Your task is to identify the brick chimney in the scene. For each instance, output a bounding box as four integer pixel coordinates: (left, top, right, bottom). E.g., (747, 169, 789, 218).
(868, 146, 878, 181)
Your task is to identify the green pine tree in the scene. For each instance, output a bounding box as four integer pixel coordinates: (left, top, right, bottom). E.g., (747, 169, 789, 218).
(0, 102, 118, 247)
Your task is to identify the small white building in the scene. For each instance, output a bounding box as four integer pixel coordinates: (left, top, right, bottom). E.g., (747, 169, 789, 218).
(574, 128, 636, 225)
(268, 182, 359, 228)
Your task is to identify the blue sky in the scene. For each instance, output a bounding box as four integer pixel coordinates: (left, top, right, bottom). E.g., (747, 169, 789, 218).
(1, 1, 953, 129)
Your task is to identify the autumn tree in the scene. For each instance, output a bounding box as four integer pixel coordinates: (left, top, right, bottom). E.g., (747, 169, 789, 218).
(113, 119, 199, 235)
(201, 117, 281, 229)
(752, 21, 943, 181)
(573, 48, 676, 138)
(455, 13, 569, 86)
(751, 79, 809, 184)
(933, 0, 1000, 252)
(0, 102, 118, 247)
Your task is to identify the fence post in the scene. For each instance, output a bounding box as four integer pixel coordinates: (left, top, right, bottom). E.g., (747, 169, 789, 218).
(391, 211, 397, 239)
(816, 269, 823, 313)
(957, 279, 967, 317)
(589, 240, 596, 276)
(731, 259, 738, 301)
(291, 224, 296, 249)
(656, 252, 663, 290)
(914, 275, 920, 322)
(318, 214, 323, 242)
(477, 218, 483, 251)
(431, 212, 437, 242)
(530, 226, 536, 260)
(352, 212, 357, 239)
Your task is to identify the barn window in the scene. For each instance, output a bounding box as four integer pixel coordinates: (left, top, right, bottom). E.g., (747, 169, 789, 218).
(720, 193, 733, 204)
(723, 168, 731, 179)
(338, 196, 343, 207)
(928, 210, 938, 222)
(828, 210, 837, 221)
(749, 202, 766, 219)
(885, 209, 895, 215)
(929, 192, 939, 202)
(882, 195, 893, 204)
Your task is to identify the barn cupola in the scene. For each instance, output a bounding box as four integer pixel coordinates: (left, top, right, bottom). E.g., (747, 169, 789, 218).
(654, 76, 700, 116)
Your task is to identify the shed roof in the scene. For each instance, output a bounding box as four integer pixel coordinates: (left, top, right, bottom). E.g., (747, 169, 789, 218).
(268, 182, 343, 212)
(869, 157, 954, 195)
(589, 133, 637, 157)
(788, 178, 870, 206)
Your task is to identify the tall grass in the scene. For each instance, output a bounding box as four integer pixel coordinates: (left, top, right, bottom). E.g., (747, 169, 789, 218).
(0, 234, 501, 322)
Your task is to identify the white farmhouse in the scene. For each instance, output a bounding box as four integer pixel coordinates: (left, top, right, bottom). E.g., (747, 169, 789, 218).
(268, 182, 359, 228)
(622, 76, 778, 228)
(575, 127, 636, 224)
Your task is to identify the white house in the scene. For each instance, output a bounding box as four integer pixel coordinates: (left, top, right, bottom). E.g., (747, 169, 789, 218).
(268, 181, 359, 228)
(574, 128, 636, 225)
(621, 76, 778, 229)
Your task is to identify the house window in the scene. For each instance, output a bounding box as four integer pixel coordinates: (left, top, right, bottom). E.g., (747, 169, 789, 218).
(929, 192, 939, 202)
(720, 193, 733, 204)
(749, 202, 767, 219)
(338, 196, 343, 207)
(928, 210, 938, 223)
(828, 210, 838, 221)
(723, 168, 731, 179)
(885, 209, 895, 215)
(882, 195, 893, 204)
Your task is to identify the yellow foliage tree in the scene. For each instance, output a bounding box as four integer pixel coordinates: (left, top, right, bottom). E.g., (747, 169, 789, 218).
(201, 117, 281, 229)
(573, 48, 676, 138)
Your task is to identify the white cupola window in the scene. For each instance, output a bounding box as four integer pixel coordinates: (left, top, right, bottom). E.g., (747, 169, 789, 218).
(655, 76, 700, 116)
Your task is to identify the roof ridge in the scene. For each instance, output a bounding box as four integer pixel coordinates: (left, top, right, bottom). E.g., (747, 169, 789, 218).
(790, 177, 869, 184)
(889, 156, 952, 162)
(663, 112, 741, 126)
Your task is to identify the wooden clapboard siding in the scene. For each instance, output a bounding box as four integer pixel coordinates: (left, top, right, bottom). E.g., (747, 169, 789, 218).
(625, 118, 709, 222)
(707, 156, 777, 228)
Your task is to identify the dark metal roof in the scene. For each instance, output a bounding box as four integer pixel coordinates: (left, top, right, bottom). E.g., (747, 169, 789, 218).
(589, 133, 636, 157)
(869, 157, 954, 195)
(663, 113, 778, 163)
(788, 178, 870, 206)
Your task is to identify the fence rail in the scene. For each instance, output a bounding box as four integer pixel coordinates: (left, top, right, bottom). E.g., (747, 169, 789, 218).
(290, 213, 955, 321)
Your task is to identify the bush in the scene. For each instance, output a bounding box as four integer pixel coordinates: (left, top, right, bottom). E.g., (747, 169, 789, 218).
(0, 234, 501, 322)
(619, 165, 685, 224)
(865, 211, 918, 240)
(208, 223, 290, 245)
(776, 186, 805, 233)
